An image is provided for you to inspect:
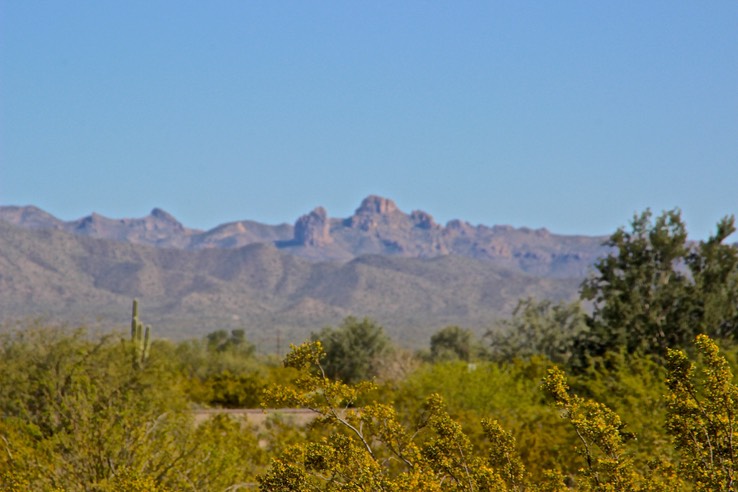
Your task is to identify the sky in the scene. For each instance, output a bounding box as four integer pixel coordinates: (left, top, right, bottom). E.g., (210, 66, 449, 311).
(1, 1, 736, 240)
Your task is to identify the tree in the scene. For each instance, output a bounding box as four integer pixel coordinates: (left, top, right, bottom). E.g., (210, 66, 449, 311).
(311, 316, 392, 384)
(206, 328, 255, 356)
(580, 209, 738, 359)
(429, 325, 479, 362)
(487, 298, 589, 365)
(686, 216, 738, 340)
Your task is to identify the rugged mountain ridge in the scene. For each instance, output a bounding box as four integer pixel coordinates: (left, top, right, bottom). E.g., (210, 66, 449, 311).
(1, 196, 608, 278)
(0, 196, 611, 348)
(0, 220, 581, 348)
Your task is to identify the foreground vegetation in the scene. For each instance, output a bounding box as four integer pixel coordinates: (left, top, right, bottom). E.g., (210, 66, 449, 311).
(2, 209, 738, 491)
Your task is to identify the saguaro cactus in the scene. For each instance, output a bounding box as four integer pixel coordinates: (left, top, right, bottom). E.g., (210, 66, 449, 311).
(130, 299, 151, 370)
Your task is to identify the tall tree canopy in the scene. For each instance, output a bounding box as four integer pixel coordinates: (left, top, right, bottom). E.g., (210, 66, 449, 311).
(580, 209, 738, 358)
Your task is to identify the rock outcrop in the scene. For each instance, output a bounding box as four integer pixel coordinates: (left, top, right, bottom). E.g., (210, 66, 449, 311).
(355, 195, 399, 215)
(150, 208, 185, 230)
(294, 207, 332, 247)
(410, 210, 438, 230)
(346, 195, 403, 231)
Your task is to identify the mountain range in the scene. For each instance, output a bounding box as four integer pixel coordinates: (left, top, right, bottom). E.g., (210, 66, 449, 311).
(0, 196, 607, 350)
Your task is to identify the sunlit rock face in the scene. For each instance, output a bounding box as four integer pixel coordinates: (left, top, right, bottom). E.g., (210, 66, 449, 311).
(294, 207, 332, 247)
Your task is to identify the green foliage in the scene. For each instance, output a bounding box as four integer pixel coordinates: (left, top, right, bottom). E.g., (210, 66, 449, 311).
(271, 340, 695, 491)
(686, 216, 738, 340)
(174, 328, 286, 408)
(392, 357, 578, 482)
(311, 316, 393, 384)
(261, 341, 540, 491)
(206, 328, 255, 355)
(567, 351, 675, 473)
(10, 319, 738, 489)
(580, 209, 738, 359)
(199, 371, 266, 408)
(429, 325, 482, 362)
(543, 367, 641, 490)
(487, 298, 589, 366)
(482, 417, 529, 489)
(0, 324, 265, 490)
(665, 334, 738, 490)
(543, 364, 685, 491)
(94, 467, 172, 492)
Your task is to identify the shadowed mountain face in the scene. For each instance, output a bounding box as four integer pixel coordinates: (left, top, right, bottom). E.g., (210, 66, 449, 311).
(0, 197, 604, 348)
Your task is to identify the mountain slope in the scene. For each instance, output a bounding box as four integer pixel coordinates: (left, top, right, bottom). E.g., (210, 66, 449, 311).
(0, 221, 581, 348)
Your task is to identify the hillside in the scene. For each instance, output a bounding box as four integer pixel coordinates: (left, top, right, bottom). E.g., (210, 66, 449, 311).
(0, 197, 603, 349)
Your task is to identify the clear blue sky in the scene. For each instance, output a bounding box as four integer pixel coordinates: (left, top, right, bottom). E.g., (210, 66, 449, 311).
(2, 2, 736, 239)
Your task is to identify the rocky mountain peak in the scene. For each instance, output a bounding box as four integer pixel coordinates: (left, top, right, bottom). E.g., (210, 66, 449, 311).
(148, 208, 185, 233)
(346, 196, 403, 232)
(0, 199, 610, 278)
(74, 213, 103, 233)
(150, 208, 181, 225)
(294, 207, 332, 247)
(410, 210, 437, 230)
(355, 195, 399, 216)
